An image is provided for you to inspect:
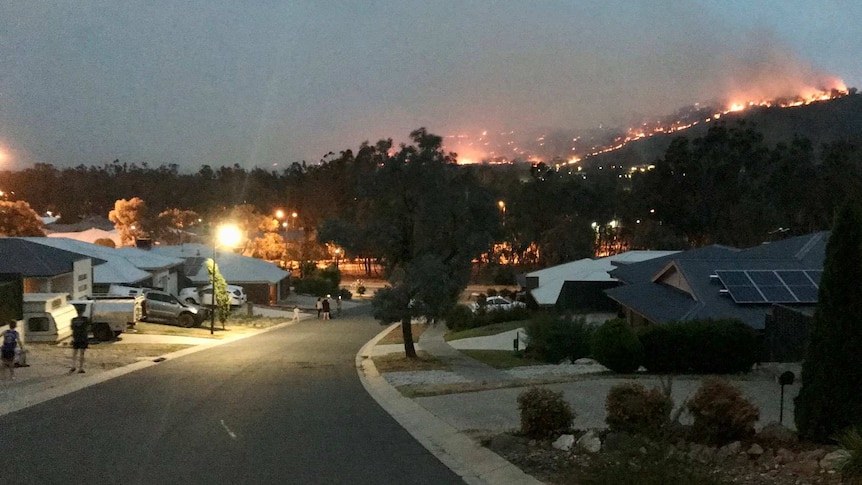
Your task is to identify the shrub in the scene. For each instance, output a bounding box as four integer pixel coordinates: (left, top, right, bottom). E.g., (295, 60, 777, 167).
(517, 386, 574, 439)
(639, 320, 759, 374)
(605, 382, 673, 438)
(686, 378, 759, 445)
(444, 304, 475, 331)
(525, 314, 592, 364)
(486, 288, 498, 297)
(835, 427, 862, 481)
(292, 277, 339, 297)
(591, 319, 643, 373)
(338, 288, 352, 300)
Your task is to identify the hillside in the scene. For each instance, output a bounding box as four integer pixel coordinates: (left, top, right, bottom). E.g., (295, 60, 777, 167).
(582, 92, 862, 168)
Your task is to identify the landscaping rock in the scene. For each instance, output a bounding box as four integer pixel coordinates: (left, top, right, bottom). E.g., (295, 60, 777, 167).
(819, 450, 849, 471)
(756, 422, 798, 447)
(747, 443, 765, 457)
(552, 434, 575, 451)
(574, 358, 597, 365)
(577, 430, 601, 453)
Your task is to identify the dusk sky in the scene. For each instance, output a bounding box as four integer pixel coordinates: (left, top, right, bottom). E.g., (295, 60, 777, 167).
(1, 1, 860, 171)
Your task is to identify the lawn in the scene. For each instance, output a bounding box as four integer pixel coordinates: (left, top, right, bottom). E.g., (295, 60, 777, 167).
(132, 316, 285, 339)
(377, 323, 430, 345)
(371, 351, 449, 372)
(460, 349, 547, 369)
(445, 320, 528, 341)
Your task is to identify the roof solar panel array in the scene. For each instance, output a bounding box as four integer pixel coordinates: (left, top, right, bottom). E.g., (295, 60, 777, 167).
(715, 270, 820, 304)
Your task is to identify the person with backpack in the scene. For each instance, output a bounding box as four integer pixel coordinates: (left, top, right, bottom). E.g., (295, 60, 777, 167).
(1, 320, 24, 380)
(70, 314, 90, 373)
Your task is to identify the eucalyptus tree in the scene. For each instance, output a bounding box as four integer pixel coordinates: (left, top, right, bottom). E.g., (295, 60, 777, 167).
(365, 128, 498, 357)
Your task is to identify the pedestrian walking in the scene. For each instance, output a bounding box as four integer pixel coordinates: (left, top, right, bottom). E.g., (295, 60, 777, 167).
(322, 297, 331, 320)
(70, 313, 90, 373)
(1, 321, 24, 380)
(316, 298, 323, 319)
(293, 306, 301, 321)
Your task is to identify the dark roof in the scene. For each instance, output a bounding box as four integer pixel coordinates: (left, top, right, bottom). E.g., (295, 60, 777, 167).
(605, 232, 828, 330)
(0, 238, 103, 277)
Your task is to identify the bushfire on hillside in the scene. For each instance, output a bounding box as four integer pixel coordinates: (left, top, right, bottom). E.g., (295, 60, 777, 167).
(448, 82, 852, 167)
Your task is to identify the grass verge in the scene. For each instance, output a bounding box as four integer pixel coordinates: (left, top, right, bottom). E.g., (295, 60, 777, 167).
(460, 349, 546, 369)
(131, 317, 284, 339)
(371, 351, 448, 373)
(445, 321, 528, 341)
(376, 323, 429, 345)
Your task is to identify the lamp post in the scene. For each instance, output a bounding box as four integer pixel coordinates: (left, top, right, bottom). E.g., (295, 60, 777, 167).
(210, 224, 242, 335)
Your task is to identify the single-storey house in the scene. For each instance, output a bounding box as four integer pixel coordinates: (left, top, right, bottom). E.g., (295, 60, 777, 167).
(0, 238, 99, 299)
(524, 250, 678, 311)
(20, 237, 185, 294)
(149, 244, 291, 305)
(604, 232, 828, 360)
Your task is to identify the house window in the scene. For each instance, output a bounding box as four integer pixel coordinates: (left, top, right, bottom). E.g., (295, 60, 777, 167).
(28, 316, 50, 332)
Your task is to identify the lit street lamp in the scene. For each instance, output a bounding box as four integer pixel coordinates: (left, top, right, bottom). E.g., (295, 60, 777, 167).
(210, 224, 242, 335)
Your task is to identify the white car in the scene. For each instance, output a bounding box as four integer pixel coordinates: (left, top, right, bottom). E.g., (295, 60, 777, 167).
(180, 285, 247, 306)
(470, 296, 526, 313)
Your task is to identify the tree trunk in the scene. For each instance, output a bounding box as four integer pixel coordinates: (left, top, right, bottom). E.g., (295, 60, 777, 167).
(401, 316, 417, 358)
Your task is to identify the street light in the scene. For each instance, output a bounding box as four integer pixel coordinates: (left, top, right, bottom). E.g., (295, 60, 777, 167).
(210, 223, 242, 335)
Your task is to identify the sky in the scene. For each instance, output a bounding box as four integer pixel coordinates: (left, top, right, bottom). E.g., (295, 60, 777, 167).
(1, 1, 860, 171)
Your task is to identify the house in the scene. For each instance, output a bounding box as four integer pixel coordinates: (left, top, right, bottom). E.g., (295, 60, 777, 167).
(19, 237, 185, 294)
(524, 250, 678, 311)
(149, 244, 291, 305)
(48, 227, 122, 247)
(604, 232, 828, 360)
(0, 238, 100, 299)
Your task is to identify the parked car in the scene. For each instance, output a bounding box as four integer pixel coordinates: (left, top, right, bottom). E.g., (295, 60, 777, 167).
(188, 284, 247, 307)
(470, 296, 527, 314)
(142, 290, 205, 328)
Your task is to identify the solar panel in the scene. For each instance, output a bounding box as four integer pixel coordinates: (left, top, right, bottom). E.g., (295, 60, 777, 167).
(788, 285, 819, 303)
(748, 271, 782, 285)
(725, 285, 765, 303)
(805, 270, 823, 285)
(715, 269, 820, 304)
(716, 271, 752, 286)
(777, 270, 812, 286)
(758, 285, 796, 303)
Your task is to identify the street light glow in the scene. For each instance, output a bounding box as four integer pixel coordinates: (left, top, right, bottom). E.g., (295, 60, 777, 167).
(217, 224, 242, 247)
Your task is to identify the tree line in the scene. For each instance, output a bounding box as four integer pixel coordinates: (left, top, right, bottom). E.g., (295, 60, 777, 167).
(2, 120, 861, 275)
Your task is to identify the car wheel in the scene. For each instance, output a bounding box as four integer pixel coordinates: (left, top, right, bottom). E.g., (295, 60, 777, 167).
(178, 313, 196, 328)
(94, 323, 114, 342)
(185, 298, 197, 304)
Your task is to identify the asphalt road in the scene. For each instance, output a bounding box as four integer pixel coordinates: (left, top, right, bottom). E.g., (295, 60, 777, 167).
(0, 307, 462, 485)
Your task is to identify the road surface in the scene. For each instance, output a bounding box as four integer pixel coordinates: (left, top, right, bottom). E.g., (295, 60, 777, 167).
(0, 307, 462, 484)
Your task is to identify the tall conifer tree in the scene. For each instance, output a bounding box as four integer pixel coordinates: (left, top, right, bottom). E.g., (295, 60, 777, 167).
(795, 200, 862, 441)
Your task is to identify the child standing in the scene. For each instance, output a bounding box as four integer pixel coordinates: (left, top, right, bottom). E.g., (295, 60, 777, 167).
(1, 321, 24, 380)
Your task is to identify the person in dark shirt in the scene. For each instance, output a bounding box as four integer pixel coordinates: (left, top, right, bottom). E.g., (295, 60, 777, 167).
(322, 297, 331, 320)
(1, 321, 23, 380)
(70, 315, 90, 374)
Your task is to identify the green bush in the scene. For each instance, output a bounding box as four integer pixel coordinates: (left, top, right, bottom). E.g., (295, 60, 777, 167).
(605, 382, 673, 438)
(293, 277, 339, 297)
(517, 386, 574, 439)
(525, 314, 592, 364)
(444, 304, 475, 331)
(486, 288, 498, 297)
(686, 378, 759, 445)
(835, 427, 862, 481)
(591, 319, 643, 374)
(639, 320, 759, 374)
(339, 288, 352, 300)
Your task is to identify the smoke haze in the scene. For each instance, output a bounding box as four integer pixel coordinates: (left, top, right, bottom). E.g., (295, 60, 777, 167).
(0, 1, 858, 169)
